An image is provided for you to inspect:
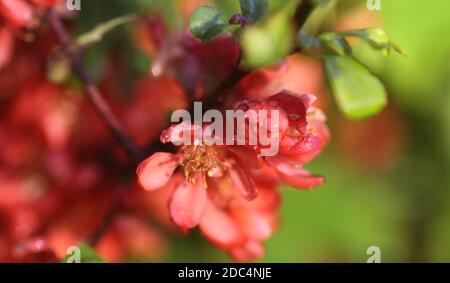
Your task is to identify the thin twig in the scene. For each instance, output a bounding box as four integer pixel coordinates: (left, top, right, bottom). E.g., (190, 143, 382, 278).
(49, 10, 143, 159)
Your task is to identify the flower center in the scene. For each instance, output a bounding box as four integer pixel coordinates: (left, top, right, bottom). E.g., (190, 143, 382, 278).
(179, 145, 226, 183)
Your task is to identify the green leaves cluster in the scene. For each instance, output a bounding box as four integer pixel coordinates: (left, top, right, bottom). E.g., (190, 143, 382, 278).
(189, 0, 294, 69)
(56, 0, 404, 122)
(188, 1, 404, 120)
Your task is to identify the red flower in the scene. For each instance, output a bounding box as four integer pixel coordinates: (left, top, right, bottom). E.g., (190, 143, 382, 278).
(150, 32, 239, 98)
(0, 26, 13, 70)
(0, 0, 60, 70)
(234, 91, 330, 189)
(136, 91, 329, 261)
(0, 0, 33, 28)
(137, 124, 259, 201)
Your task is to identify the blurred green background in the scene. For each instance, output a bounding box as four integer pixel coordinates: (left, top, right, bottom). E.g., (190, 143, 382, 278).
(166, 0, 450, 263)
(76, 0, 450, 262)
(263, 0, 450, 263)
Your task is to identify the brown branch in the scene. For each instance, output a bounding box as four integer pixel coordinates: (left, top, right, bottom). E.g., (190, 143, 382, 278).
(294, 0, 314, 32)
(49, 10, 143, 159)
(87, 206, 120, 247)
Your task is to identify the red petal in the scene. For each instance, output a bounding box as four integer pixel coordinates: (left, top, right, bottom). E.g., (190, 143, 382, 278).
(0, 0, 33, 28)
(30, 0, 60, 7)
(230, 203, 272, 241)
(280, 133, 322, 164)
(226, 146, 262, 169)
(160, 122, 201, 145)
(136, 152, 178, 191)
(267, 157, 325, 189)
(300, 93, 317, 108)
(311, 121, 331, 147)
(266, 91, 308, 133)
(229, 240, 265, 262)
(228, 164, 257, 201)
(279, 172, 325, 189)
(169, 174, 207, 230)
(266, 156, 300, 175)
(0, 27, 13, 70)
(247, 184, 281, 212)
(199, 200, 243, 249)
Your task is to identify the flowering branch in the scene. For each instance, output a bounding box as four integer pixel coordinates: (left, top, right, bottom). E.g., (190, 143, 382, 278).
(51, 0, 316, 251)
(49, 10, 144, 159)
(204, 0, 315, 109)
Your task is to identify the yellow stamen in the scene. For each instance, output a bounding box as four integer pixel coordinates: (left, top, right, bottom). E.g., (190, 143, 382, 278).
(179, 145, 226, 184)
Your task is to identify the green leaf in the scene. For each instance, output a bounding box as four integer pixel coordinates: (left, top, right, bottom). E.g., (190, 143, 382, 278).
(319, 32, 352, 56)
(241, 2, 295, 69)
(239, 0, 268, 23)
(62, 243, 105, 263)
(299, 31, 352, 56)
(298, 31, 321, 50)
(323, 55, 387, 119)
(312, 0, 332, 5)
(189, 6, 229, 42)
(338, 28, 404, 56)
(71, 14, 137, 51)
